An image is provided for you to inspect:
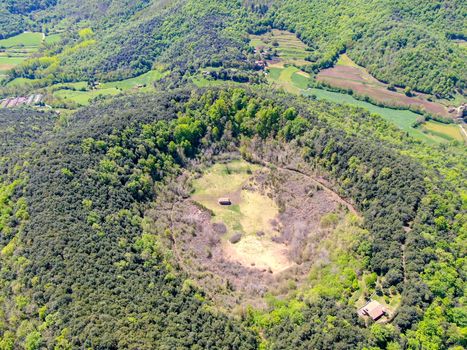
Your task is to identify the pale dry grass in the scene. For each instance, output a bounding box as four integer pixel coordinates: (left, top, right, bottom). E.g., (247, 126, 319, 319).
(191, 160, 293, 272)
(240, 190, 278, 235)
(223, 236, 293, 273)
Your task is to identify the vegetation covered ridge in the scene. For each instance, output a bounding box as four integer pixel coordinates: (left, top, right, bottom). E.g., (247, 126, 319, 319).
(1, 0, 465, 100)
(0, 87, 464, 349)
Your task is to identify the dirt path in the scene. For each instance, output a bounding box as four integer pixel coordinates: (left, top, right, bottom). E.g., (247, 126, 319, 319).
(459, 124, 467, 140)
(280, 166, 359, 216)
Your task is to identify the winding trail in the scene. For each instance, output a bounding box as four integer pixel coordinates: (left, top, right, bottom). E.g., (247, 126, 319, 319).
(459, 124, 467, 140)
(256, 158, 359, 215)
(282, 166, 358, 215)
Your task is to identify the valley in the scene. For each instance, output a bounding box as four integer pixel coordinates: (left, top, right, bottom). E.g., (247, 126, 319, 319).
(250, 30, 466, 144)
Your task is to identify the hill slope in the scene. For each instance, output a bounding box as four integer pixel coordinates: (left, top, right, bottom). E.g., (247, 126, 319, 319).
(0, 88, 465, 349)
(2, 0, 466, 98)
(0, 1, 466, 349)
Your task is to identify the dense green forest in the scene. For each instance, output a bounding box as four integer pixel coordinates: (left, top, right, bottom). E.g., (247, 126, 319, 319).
(0, 88, 465, 348)
(0, 0, 465, 349)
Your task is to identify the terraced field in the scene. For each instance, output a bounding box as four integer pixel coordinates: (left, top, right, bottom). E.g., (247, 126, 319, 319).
(253, 30, 465, 145)
(250, 29, 310, 67)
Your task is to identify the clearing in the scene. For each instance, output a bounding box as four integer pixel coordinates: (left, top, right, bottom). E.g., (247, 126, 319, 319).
(250, 29, 312, 93)
(250, 29, 310, 67)
(154, 159, 356, 307)
(267, 66, 311, 94)
(256, 40, 465, 144)
(48, 69, 168, 107)
(306, 89, 466, 144)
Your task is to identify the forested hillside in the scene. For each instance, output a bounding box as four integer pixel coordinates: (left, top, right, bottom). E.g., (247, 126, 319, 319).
(0, 1, 465, 349)
(0, 88, 465, 348)
(271, 0, 466, 97)
(2, 0, 465, 98)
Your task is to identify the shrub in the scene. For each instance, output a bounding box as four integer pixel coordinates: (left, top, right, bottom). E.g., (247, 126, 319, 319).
(229, 233, 242, 244)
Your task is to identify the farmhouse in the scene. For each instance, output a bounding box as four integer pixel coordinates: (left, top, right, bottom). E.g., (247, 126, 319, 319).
(218, 197, 232, 206)
(255, 60, 267, 69)
(359, 300, 386, 321)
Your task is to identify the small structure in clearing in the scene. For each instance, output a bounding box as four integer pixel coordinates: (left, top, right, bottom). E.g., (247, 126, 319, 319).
(218, 197, 232, 206)
(359, 300, 386, 321)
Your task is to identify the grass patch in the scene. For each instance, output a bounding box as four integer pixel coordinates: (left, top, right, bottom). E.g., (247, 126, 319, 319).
(267, 66, 311, 93)
(0, 32, 43, 49)
(336, 54, 359, 67)
(267, 67, 282, 81)
(54, 88, 121, 106)
(306, 88, 451, 145)
(191, 160, 278, 236)
(0, 57, 27, 66)
(192, 160, 257, 199)
(422, 121, 465, 142)
(291, 71, 310, 90)
(5, 77, 37, 87)
(239, 190, 278, 235)
(44, 34, 62, 45)
(52, 81, 88, 90)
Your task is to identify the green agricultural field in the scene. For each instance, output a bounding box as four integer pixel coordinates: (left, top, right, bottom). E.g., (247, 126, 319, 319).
(51, 81, 88, 90)
(0, 57, 26, 72)
(291, 71, 310, 90)
(422, 121, 465, 142)
(267, 67, 282, 81)
(100, 69, 166, 90)
(267, 66, 311, 93)
(44, 34, 62, 45)
(0, 32, 44, 75)
(0, 57, 27, 65)
(50, 70, 168, 107)
(266, 63, 459, 145)
(5, 77, 37, 87)
(0, 32, 43, 49)
(54, 87, 121, 106)
(305, 89, 451, 145)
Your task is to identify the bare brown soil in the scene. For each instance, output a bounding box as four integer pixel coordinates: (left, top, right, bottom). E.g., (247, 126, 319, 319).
(317, 64, 456, 119)
(0, 64, 14, 71)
